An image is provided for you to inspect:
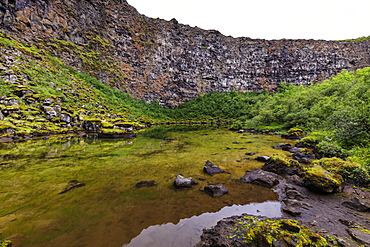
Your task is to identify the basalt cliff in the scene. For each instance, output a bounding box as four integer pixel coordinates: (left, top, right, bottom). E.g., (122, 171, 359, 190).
(1, 0, 370, 107)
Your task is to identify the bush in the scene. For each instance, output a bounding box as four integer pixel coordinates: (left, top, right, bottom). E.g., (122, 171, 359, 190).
(315, 141, 346, 159)
(312, 157, 370, 186)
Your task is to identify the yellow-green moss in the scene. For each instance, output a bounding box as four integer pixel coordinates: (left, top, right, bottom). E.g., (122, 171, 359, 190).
(286, 128, 304, 137)
(304, 165, 343, 188)
(100, 128, 130, 135)
(0, 240, 12, 247)
(230, 216, 328, 246)
(268, 154, 299, 167)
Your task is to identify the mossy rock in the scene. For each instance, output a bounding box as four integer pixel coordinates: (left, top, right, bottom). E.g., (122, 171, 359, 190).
(101, 121, 114, 128)
(312, 158, 370, 186)
(196, 215, 330, 247)
(0, 239, 12, 247)
(100, 128, 132, 135)
(304, 165, 344, 194)
(286, 128, 304, 137)
(262, 154, 302, 176)
(0, 120, 16, 130)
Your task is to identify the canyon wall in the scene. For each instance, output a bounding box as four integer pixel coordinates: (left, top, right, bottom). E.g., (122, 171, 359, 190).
(1, 0, 370, 107)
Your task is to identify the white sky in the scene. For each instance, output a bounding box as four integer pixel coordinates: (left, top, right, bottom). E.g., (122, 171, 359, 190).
(127, 0, 370, 40)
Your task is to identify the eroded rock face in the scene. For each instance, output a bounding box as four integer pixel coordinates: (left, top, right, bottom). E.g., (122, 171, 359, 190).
(1, 0, 370, 107)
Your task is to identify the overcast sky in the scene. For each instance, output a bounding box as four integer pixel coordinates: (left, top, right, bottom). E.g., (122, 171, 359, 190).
(127, 0, 370, 40)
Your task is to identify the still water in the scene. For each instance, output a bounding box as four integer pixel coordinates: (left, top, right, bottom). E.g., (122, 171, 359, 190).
(0, 125, 294, 246)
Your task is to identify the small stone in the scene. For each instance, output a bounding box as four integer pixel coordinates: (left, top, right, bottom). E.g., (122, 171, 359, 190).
(204, 184, 228, 197)
(203, 160, 226, 175)
(173, 175, 198, 189)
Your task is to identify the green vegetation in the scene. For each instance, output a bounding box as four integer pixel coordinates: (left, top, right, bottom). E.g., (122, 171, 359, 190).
(1, 30, 370, 187)
(228, 216, 329, 246)
(338, 36, 370, 42)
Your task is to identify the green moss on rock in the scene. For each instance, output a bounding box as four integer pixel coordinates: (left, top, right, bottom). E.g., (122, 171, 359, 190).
(312, 157, 370, 186)
(225, 216, 328, 246)
(0, 239, 12, 247)
(304, 165, 344, 193)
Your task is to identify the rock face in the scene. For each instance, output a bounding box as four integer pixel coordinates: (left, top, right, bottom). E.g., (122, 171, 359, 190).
(1, 0, 370, 107)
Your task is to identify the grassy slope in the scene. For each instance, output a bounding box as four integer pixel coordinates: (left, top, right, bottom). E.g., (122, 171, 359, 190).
(0, 31, 174, 138)
(0, 30, 369, 184)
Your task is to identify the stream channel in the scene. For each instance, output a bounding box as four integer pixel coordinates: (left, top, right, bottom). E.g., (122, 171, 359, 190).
(0, 125, 295, 246)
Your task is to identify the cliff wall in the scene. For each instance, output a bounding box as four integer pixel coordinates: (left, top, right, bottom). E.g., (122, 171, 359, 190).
(1, 0, 370, 107)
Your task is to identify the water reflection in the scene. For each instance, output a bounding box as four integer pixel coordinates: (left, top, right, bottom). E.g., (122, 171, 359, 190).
(125, 201, 282, 247)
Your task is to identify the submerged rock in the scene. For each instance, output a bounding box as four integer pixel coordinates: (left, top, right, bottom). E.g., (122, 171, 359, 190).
(241, 168, 283, 188)
(135, 181, 157, 188)
(173, 175, 198, 189)
(203, 160, 226, 175)
(204, 184, 228, 197)
(59, 180, 85, 194)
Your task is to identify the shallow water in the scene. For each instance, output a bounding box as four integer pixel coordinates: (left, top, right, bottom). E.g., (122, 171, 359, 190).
(0, 125, 294, 246)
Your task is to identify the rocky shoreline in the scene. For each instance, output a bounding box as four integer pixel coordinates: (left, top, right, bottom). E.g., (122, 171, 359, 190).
(195, 146, 370, 246)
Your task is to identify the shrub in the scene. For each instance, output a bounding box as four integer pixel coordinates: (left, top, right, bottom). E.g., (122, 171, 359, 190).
(315, 141, 346, 159)
(312, 157, 370, 186)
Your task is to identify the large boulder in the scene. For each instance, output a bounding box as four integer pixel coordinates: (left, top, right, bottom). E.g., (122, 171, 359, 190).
(204, 184, 228, 197)
(241, 168, 283, 188)
(303, 166, 344, 194)
(173, 175, 198, 189)
(203, 160, 226, 175)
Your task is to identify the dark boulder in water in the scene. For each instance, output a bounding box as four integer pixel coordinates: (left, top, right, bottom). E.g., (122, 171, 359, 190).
(204, 184, 228, 197)
(173, 175, 198, 189)
(136, 181, 157, 188)
(203, 160, 226, 175)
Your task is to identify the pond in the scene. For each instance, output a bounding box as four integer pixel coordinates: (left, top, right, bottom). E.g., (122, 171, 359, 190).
(0, 125, 295, 247)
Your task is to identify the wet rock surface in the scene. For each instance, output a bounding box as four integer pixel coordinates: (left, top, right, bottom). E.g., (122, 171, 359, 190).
(198, 159, 370, 247)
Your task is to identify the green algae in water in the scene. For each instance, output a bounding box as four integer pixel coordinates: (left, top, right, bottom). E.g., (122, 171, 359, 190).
(0, 126, 294, 246)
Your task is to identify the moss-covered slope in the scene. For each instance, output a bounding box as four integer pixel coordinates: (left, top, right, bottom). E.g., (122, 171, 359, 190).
(0, 31, 169, 140)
